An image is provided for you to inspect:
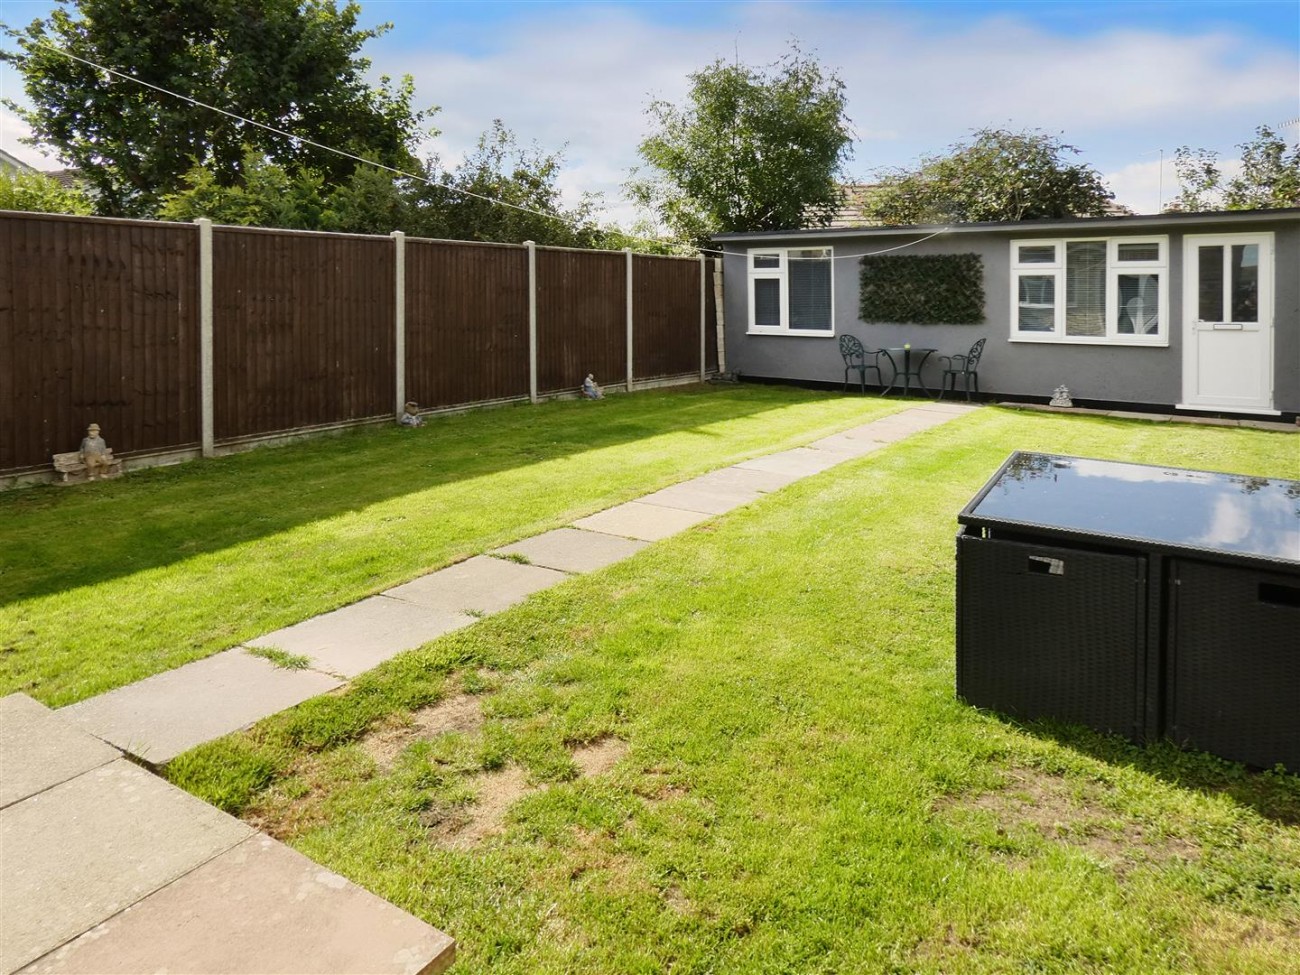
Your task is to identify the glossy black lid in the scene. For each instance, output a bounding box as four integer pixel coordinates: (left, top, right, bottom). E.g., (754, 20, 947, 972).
(962, 452, 1300, 564)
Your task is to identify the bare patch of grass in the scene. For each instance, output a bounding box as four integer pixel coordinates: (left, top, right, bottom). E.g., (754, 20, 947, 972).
(941, 766, 1201, 874)
(571, 737, 628, 777)
(437, 764, 533, 848)
(361, 693, 485, 769)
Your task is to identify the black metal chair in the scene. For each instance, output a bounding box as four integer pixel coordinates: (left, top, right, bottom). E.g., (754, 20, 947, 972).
(838, 334, 884, 393)
(938, 337, 986, 401)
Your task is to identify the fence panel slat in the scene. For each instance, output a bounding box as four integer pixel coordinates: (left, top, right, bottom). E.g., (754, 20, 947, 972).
(0, 213, 199, 471)
(211, 229, 395, 440)
(632, 254, 702, 381)
(537, 249, 624, 394)
(405, 240, 530, 408)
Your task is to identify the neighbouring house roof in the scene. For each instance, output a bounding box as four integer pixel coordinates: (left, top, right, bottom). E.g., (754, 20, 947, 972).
(42, 168, 84, 190)
(716, 206, 1300, 244)
(0, 148, 37, 174)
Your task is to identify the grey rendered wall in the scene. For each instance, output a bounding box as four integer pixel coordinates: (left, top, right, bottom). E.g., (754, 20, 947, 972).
(723, 219, 1298, 412)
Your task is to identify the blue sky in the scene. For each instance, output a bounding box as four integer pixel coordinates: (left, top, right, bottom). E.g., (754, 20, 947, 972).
(2, 0, 1298, 221)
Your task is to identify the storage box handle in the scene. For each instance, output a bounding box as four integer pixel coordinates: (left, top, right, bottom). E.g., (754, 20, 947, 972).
(1259, 583, 1300, 608)
(1028, 555, 1065, 576)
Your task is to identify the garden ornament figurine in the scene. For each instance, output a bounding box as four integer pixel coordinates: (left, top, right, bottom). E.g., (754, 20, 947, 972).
(398, 401, 424, 427)
(79, 423, 113, 479)
(582, 374, 604, 400)
(1050, 385, 1073, 408)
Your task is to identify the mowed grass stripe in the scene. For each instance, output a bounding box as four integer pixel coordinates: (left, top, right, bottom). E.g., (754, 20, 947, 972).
(168, 410, 1300, 974)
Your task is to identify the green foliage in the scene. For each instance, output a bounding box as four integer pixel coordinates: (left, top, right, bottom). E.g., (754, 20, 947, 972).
(1174, 126, 1300, 212)
(246, 646, 311, 670)
(859, 253, 985, 324)
(158, 149, 326, 228)
(628, 43, 853, 246)
(0, 167, 92, 214)
(862, 127, 1114, 225)
(2, 0, 429, 216)
(408, 121, 604, 247)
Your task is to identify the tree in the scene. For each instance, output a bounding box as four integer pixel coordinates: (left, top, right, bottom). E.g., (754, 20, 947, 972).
(1172, 126, 1300, 212)
(0, 167, 93, 214)
(628, 45, 853, 246)
(3, 0, 429, 216)
(407, 121, 604, 247)
(862, 127, 1113, 225)
(157, 149, 326, 228)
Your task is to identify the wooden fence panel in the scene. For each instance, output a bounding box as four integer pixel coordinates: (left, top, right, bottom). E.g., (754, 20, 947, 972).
(632, 254, 702, 381)
(405, 240, 529, 408)
(536, 249, 625, 394)
(212, 229, 394, 439)
(0, 213, 198, 471)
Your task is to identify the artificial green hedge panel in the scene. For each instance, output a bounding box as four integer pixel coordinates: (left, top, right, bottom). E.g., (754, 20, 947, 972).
(858, 253, 985, 324)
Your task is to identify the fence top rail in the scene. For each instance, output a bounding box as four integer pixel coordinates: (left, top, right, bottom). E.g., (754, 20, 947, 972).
(211, 223, 394, 242)
(632, 251, 705, 263)
(0, 209, 196, 231)
(405, 235, 527, 251)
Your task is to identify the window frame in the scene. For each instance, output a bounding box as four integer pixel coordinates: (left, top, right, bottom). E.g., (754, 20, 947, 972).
(746, 246, 836, 337)
(1010, 236, 1169, 346)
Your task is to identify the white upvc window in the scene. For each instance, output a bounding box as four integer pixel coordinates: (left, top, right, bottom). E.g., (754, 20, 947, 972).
(747, 246, 834, 336)
(1010, 237, 1168, 346)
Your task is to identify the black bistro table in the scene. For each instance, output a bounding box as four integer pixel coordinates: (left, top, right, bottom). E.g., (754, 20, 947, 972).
(955, 451, 1300, 772)
(881, 346, 936, 397)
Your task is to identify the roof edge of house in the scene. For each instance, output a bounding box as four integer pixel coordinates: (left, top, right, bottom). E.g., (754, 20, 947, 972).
(713, 206, 1300, 243)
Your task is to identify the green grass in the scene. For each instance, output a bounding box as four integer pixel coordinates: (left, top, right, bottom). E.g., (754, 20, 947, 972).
(165, 408, 1300, 974)
(0, 385, 904, 707)
(246, 646, 312, 670)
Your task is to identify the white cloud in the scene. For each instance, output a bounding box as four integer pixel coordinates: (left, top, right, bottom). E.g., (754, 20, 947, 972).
(382, 4, 1297, 223)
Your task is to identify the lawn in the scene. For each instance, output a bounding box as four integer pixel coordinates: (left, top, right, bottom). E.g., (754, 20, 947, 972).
(0, 385, 904, 707)
(166, 407, 1300, 974)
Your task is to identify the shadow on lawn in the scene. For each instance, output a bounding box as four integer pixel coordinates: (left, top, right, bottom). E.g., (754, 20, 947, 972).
(1014, 717, 1300, 826)
(0, 386, 846, 605)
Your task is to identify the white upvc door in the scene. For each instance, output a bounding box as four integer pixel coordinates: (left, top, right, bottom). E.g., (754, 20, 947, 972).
(1180, 233, 1275, 413)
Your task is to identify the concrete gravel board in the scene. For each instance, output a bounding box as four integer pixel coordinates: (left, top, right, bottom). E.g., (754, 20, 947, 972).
(384, 555, 566, 615)
(572, 502, 713, 542)
(494, 528, 648, 573)
(637, 479, 763, 515)
(734, 448, 843, 478)
(0, 694, 119, 809)
(19, 834, 454, 975)
(59, 649, 342, 763)
(0, 759, 251, 974)
(249, 597, 473, 679)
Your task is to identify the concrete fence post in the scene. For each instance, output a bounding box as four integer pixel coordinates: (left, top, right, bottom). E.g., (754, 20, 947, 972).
(526, 240, 538, 404)
(392, 231, 406, 417)
(195, 218, 214, 457)
(699, 253, 707, 382)
(625, 248, 634, 392)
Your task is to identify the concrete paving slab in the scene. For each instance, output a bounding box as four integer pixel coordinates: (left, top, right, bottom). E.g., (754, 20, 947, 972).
(0, 694, 119, 809)
(60, 649, 342, 763)
(572, 502, 714, 542)
(495, 528, 648, 573)
(734, 447, 843, 478)
(20, 834, 454, 975)
(384, 555, 567, 616)
(250, 598, 473, 680)
(806, 433, 888, 457)
(637, 481, 762, 515)
(911, 402, 980, 416)
(698, 466, 800, 493)
(0, 759, 251, 974)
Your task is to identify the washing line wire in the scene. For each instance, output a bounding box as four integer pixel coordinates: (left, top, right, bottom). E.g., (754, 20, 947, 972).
(24, 39, 950, 260)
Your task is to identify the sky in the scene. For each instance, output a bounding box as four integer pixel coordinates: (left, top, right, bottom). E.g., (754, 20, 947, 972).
(1, 0, 1298, 224)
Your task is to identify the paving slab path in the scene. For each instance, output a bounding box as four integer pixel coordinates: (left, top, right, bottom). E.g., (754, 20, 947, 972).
(1, 402, 975, 974)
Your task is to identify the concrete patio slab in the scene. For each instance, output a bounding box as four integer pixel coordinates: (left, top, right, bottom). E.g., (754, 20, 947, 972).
(912, 402, 980, 416)
(806, 432, 888, 457)
(0, 759, 251, 974)
(572, 501, 714, 542)
(60, 649, 342, 763)
(384, 555, 567, 616)
(249, 597, 473, 679)
(495, 528, 648, 573)
(0, 694, 119, 809)
(20, 834, 455, 975)
(637, 481, 763, 515)
(734, 447, 843, 478)
(696, 466, 801, 494)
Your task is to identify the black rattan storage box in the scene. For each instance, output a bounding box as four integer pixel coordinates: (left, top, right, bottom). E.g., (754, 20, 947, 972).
(956, 451, 1300, 772)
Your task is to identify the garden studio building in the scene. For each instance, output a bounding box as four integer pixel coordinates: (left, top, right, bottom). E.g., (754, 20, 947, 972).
(715, 207, 1300, 417)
